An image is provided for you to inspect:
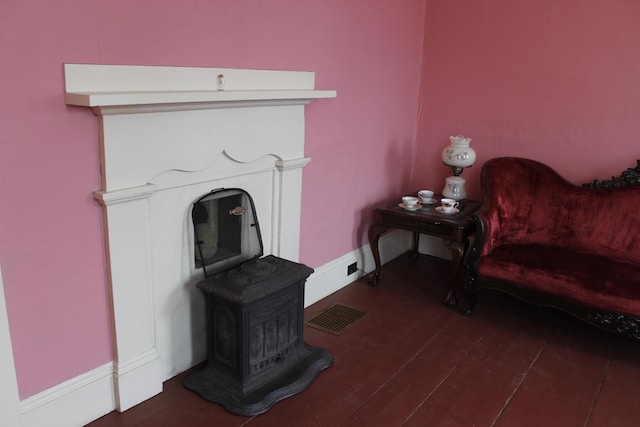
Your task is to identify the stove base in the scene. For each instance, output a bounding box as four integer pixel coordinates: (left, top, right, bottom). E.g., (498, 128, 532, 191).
(184, 343, 332, 416)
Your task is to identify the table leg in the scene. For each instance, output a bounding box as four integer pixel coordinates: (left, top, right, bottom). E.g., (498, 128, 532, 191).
(442, 238, 465, 308)
(409, 232, 420, 261)
(367, 223, 390, 286)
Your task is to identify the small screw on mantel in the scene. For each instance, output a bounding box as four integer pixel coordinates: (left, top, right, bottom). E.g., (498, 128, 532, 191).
(217, 74, 225, 91)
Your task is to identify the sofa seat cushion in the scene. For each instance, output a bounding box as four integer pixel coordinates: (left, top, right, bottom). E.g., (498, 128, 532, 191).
(477, 244, 640, 317)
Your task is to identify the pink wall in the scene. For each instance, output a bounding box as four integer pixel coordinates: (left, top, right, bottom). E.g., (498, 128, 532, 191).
(414, 0, 640, 200)
(4, 0, 639, 401)
(0, 1, 426, 398)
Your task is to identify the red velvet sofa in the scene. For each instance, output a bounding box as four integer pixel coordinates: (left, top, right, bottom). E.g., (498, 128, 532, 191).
(463, 157, 640, 340)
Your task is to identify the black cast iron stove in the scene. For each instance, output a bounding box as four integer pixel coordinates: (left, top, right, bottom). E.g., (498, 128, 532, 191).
(183, 188, 332, 416)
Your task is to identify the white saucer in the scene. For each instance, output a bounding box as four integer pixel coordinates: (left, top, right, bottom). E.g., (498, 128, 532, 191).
(420, 197, 438, 205)
(436, 206, 459, 215)
(399, 202, 421, 211)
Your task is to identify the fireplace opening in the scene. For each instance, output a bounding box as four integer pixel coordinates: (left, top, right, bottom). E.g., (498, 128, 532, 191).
(184, 188, 333, 416)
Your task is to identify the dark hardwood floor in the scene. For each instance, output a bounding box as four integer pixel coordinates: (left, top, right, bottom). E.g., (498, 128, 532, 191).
(87, 254, 640, 426)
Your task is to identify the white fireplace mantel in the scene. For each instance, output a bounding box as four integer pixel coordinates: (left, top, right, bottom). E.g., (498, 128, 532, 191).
(64, 64, 335, 412)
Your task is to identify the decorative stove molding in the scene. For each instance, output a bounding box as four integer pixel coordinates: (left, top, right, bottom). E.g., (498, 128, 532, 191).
(64, 64, 335, 411)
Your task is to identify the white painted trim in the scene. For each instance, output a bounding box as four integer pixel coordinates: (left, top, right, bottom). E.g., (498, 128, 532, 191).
(0, 266, 23, 427)
(111, 349, 162, 411)
(93, 184, 156, 206)
(98, 190, 164, 411)
(64, 64, 317, 92)
(20, 363, 115, 427)
(63, 64, 336, 112)
(272, 158, 312, 262)
(15, 356, 160, 427)
(276, 157, 312, 172)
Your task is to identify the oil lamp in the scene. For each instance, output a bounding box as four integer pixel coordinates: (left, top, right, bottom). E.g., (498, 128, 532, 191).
(441, 135, 476, 200)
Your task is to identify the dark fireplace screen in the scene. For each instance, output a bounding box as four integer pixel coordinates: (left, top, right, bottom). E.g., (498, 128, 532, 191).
(192, 188, 263, 277)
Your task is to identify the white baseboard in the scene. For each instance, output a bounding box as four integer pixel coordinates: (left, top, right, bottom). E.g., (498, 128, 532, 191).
(16, 353, 164, 427)
(17, 351, 162, 427)
(112, 349, 163, 411)
(304, 228, 451, 307)
(9, 228, 447, 427)
(20, 363, 115, 427)
(305, 229, 414, 306)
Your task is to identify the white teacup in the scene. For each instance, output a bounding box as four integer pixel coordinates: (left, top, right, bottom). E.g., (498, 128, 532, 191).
(402, 196, 419, 207)
(440, 198, 460, 212)
(418, 190, 434, 202)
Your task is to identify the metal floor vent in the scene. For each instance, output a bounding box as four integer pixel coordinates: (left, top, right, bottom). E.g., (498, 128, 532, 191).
(306, 304, 366, 336)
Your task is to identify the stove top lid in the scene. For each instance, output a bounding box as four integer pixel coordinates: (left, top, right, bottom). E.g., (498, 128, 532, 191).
(192, 188, 263, 277)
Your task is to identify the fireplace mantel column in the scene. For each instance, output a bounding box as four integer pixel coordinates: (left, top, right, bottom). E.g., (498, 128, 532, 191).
(275, 158, 312, 261)
(94, 185, 162, 411)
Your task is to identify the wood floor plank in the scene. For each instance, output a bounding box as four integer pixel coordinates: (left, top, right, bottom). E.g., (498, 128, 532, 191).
(341, 314, 489, 427)
(493, 328, 612, 427)
(402, 308, 551, 427)
(587, 339, 640, 427)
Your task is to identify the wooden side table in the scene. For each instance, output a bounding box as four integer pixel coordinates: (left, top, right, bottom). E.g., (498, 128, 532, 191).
(367, 196, 480, 308)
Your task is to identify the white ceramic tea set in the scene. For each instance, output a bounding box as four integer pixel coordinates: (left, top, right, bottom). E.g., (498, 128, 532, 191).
(398, 190, 460, 214)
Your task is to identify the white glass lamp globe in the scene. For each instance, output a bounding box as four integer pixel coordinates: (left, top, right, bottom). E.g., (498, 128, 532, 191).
(441, 135, 476, 173)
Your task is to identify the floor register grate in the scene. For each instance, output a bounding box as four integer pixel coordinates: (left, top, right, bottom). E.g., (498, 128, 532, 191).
(306, 304, 366, 336)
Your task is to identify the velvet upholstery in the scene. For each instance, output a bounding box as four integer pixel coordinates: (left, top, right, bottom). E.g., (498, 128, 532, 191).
(465, 157, 640, 334)
(478, 158, 640, 265)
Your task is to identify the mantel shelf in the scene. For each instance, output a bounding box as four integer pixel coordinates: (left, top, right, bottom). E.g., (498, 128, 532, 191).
(65, 89, 337, 109)
(63, 64, 337, 114)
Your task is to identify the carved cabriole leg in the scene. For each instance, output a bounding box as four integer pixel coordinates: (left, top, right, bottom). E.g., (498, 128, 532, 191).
(460, 216, 483, 316)
(442, 238, 464, 308)
(367, 223, 390, 286)
(444, 289, 458, 308)
(461, 268, 477, 316)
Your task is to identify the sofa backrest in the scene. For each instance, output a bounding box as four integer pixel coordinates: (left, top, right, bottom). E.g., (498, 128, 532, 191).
(479, 157, 640, 265)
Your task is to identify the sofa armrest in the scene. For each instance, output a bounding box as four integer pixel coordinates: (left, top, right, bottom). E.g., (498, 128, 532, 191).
(472, 205, 502, 257)
(471, 157, 540, 257)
